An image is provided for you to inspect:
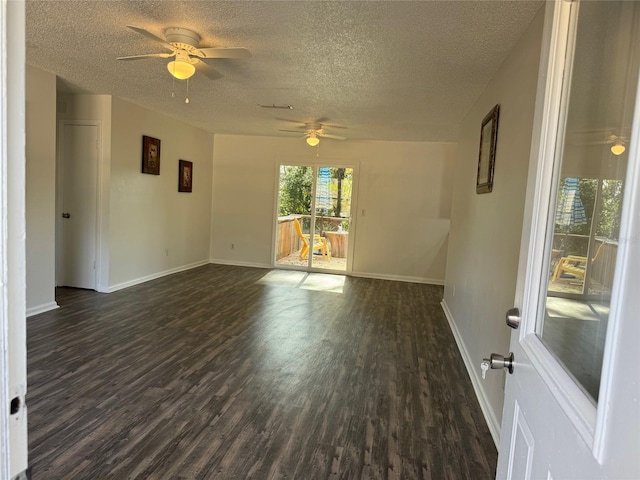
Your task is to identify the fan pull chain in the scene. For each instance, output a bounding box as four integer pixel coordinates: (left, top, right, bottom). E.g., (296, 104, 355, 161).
(185, 79, 190, 104)
(171, 64, 176, 98)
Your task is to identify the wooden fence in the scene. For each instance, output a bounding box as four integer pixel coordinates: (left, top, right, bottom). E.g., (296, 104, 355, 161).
(590, 240, 617, 291)
(276, 215, 350, 260)
(276, 216, 301, 260)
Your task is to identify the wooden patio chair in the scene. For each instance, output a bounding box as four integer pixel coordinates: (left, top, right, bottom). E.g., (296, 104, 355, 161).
(293, 218, 331, 261)
(552, 241, 605, 282)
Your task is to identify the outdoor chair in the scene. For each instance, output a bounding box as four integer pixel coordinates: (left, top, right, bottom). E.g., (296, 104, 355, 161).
(552, 241, 605, 282)
(293, 218, 331, 261)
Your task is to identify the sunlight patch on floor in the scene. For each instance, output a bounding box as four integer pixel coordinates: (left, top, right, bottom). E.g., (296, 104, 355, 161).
(299, 273, 346, 293)
(257, 270, 346, 293)
(545, 297, 608, 321)
(257, 270, 308, 287)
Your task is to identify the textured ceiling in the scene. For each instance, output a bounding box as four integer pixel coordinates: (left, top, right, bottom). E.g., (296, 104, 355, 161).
(26, 1, 543, 142)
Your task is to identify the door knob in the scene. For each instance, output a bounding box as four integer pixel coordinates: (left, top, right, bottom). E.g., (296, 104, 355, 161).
(62, 213, 71, 219)
(481, 352, 515, 376)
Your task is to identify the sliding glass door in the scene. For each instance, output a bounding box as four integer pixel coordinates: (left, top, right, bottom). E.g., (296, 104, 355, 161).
(274, 164, 354, 273)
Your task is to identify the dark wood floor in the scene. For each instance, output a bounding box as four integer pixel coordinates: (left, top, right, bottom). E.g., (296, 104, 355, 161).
(27, 265, 497, 479)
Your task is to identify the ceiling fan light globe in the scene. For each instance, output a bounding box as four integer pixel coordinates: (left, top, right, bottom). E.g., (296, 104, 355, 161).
(167, 60, 196, 80)
(611, 142, 626, 156)
(306, 136, 320, 147)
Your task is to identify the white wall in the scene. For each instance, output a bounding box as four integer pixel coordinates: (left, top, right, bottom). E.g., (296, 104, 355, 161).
(442, 7, 545, 442)
(109, 98, 214, 289)
(26, 65, 58, 316)
(210, 135, 455, 283)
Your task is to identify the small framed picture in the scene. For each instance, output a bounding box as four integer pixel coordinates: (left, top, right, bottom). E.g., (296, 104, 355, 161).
(142, 135, 161, 175)
(179, 160, 193, 192)
(476, 104, 500, 194)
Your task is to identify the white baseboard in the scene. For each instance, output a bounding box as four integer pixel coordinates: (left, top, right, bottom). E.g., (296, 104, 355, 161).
(26, 301, 60, 317)
(440, 299, 501, 447)
(206, 261, 445, 286)
(108, 260, 210, 293)
(350, 271, 444, 285)
(209, 259, 272, 269)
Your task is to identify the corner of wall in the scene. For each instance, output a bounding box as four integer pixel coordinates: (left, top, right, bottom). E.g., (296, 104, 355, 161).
(25, 65, 57, 311)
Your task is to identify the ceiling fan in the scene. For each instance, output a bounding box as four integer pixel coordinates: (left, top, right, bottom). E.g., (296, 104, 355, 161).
(569, 130, 629, 156)
(604, 134, 628, 156)
(118, 26, 251, 81)
(280, 122, 347, 146)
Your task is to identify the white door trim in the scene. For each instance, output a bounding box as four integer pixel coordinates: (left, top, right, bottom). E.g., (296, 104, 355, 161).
(0, 2, 11, 475)
(1, 0, 27, 476)
(56, 120, 103, 289)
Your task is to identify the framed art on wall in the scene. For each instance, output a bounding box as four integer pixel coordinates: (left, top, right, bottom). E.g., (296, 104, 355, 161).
(179, 160, 193, 192)
(142, 135, 161, 175)
(476, 104, 500, 193)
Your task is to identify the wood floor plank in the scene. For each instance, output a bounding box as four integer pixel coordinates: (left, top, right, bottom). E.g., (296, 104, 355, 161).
(27, 265, 496, 479)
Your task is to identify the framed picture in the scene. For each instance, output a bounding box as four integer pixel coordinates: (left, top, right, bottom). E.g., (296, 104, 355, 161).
(178, 160, 193, 192)
(142, 135, 161, 175)
(476, 104, 500, 194)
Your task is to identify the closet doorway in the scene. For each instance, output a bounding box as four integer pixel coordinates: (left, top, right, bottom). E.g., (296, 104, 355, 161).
(56, 121, 100, 289)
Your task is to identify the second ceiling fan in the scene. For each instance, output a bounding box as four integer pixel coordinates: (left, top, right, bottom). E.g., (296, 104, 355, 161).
(280, 122, 346, 146)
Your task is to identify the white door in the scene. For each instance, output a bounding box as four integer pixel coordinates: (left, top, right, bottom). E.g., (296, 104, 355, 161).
(496, 1, 640, 478)
(59, 123, 98, 289)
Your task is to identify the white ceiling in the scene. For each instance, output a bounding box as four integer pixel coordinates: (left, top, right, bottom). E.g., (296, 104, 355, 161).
(26, 1, 543, 142)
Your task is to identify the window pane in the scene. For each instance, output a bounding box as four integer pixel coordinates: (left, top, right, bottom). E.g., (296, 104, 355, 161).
(275, 165, 313, 268)
(312, 167, 353, 271)
(539, 1, 639, 402)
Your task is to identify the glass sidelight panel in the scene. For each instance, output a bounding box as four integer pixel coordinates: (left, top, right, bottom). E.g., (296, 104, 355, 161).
(312, 167, 353, 271)
(538, 1, 639, 403)
(275, 165, 313, 268)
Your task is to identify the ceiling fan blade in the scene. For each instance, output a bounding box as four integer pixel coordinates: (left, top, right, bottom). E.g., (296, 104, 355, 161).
(117, 53, 174, 61)
(193, 59, 223, 80)
(312, 118, 346, 129)
(319, 133, 346, 140)
(275, 118, 308, 125)
(198, 47, 251, 59)
(198, 47, 251, 58)
(126, 26, 174, 50)
(279, 129, 308, 136)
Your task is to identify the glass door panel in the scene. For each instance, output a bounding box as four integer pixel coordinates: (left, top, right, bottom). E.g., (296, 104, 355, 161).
(312, 167, 353, 271)
(538, 0, 638, 402)
(275, 165, 313, 268)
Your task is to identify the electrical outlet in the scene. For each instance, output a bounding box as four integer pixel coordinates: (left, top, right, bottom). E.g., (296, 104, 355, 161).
(165, 248, 169, 256)
(231, 243, 235, 250)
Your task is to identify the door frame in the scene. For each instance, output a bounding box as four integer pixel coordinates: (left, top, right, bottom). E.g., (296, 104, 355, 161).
(272, 159, 360, 275)
(1, 0, 28, 476)
(56, 120, 103, 289)
(0, 1, 10, 473)
(505, 0, 639, 463)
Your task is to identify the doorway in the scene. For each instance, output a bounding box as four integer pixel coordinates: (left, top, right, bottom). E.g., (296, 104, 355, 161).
(56, 122, 99, 289)
(274, 163, 356, 273)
